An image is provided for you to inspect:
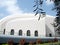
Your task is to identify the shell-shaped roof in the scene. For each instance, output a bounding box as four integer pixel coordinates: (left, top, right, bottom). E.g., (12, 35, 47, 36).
(0, 14, 55, 24)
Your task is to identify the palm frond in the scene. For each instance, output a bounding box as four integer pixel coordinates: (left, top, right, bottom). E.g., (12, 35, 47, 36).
(39, 0, 43, 5)
(39, 9, 43, 11)
(41, 12, 46, 15)
(33, 5, 36, 7)
(33, 7, 38, 12)
(35, 11, 38, 16)
(38, 14, 41, 20)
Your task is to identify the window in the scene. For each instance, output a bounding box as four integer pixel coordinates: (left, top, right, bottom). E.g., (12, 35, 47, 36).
(49, 33, 52, 37)
(19, 30, 22, 36)
(3, 29, 5, 34)
(27, 30, 30, 36)
(10, 29, 14, 35)
(58, 31, 60, 34)
(35, 30, 38, 36)
(57, 30, 60, 34)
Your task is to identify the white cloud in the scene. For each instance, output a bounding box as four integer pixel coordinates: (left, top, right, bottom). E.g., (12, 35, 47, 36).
(46, 0, 53, 5)
(0, 0, 35, 19)
(0, 0, 23, 15)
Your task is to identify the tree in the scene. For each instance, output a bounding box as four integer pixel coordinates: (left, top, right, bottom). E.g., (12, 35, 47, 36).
(52, 0, 60, 36)
(33, 0, 46, 20)
(54, 0, 60, 36)
(54, 0, 60, 26)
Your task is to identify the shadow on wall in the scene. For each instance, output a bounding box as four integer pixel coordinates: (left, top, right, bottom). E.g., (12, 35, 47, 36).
(46, 25, 54, 37)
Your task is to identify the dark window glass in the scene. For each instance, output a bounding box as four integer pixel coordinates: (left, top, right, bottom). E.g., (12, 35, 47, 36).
(27, 30, 30, 36)
(19, 30, 22, 36)
(35, 31, 38, 36)
(49, 33, 52, 37)
(10, 29, 14, 35)
(3, 29, 5, 34)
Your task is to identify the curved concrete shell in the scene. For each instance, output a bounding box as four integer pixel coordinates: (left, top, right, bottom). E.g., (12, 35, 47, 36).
(0, 14, 55, 37)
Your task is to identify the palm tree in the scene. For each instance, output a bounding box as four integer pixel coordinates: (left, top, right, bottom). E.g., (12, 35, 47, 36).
(33, 0, 46, 20)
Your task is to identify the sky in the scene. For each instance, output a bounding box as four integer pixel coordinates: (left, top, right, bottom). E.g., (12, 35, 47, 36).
(0, 0, 57, 19)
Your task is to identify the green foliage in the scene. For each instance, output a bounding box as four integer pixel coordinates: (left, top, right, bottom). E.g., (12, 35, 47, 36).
(2, 44, 8, 45)
(53, 0, 60, 32)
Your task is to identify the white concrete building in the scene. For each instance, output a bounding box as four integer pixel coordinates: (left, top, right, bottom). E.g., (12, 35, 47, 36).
(0, 14, 57, 37)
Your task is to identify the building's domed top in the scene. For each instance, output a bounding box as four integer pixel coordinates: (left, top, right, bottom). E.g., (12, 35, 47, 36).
(0, 14, 55, 25)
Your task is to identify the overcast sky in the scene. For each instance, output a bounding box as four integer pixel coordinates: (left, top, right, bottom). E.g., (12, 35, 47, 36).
(0, 0, 56, 19)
